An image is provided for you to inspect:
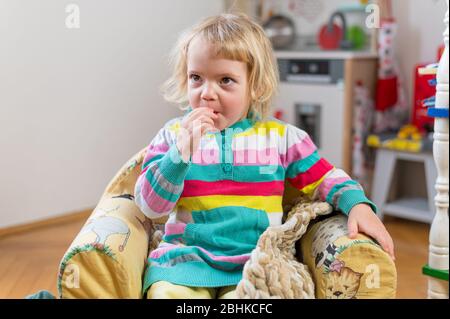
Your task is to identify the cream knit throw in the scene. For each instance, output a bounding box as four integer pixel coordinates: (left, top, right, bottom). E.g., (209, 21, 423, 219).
(236, 198, 333, 299)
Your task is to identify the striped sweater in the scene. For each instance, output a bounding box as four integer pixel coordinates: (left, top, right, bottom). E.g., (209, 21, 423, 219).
(135, 115, 376, 290)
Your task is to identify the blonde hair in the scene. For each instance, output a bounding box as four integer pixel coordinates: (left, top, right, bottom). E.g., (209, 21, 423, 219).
(162, 13, 279, 120)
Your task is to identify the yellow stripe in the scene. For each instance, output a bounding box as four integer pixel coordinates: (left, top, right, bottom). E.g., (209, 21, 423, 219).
(298, 174, 328, 197)
(235, 121, 286, 138)
(177, 195, 283, 213)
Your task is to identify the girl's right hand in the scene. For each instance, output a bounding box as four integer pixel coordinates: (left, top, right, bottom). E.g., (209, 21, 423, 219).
(176, 107, 219, 162)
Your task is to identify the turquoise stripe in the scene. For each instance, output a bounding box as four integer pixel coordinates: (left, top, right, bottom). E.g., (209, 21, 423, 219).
(338, 190, 378, 215)
(210, 118, 254, 134)
(285, 151, 320, 178)
(185, 164, 285, 182)
(142, 154, 164, 170)
(162, 233, 184, 242)
(143, 260, 243, 291)
(326, 180, 377, 215)
(158, 145, 191, 185)
(185, 207, 269, 256)
(326, 180, 360, 204)
(145, 168, 179, 203)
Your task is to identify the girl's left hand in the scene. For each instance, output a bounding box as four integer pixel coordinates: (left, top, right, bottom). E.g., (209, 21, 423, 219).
(347, 204, 396, 261)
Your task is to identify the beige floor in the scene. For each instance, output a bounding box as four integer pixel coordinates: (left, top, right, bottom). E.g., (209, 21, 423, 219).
(0, 215, 429, 299)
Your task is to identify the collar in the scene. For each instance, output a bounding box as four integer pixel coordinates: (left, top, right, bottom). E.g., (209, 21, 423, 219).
(225, 117, 254, 132)
(184, 106, 257, 134)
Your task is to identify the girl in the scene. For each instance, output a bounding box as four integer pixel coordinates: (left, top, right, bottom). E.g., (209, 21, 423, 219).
(135, 13, 395, 299)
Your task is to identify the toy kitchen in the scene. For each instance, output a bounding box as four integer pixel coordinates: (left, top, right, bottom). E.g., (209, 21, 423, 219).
(260, 0, 379, 175)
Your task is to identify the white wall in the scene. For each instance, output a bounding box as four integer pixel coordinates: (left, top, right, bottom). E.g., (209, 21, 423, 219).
(0, 0, 223, 228)
(393, 0, 447, 118)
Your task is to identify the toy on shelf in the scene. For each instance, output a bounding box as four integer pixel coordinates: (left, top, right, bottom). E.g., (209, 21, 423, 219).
(373, 18, 409, 133)
(419, 63, 449, 120)
(413, 63, 438, 133)
(414, 46, 446, 132)
(419, 63, 439, 75)
(368, 54, 442, 153)
(367, 124, 432, 153)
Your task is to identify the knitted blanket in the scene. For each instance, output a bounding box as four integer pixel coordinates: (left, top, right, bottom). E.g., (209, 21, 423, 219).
(236, 198, 333, 299)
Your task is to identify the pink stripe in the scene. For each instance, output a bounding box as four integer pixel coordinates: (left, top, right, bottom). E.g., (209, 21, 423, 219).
(165, 223, 187, 236)
(182, 180, 284, 197)
(140, 165, 150, 175)
(233, 148, 281, 166)
(287, 158, 333, 190)
(280, 136, 317, 167)
(143, 143, 170, 164)
(318, 177, 351, 200)
(192, 149, 220, 165)
(197, 246, 250, 264)
(149, 245, 181, 259)
(140, 175, 175, 214)
(149, 244, 250, 264)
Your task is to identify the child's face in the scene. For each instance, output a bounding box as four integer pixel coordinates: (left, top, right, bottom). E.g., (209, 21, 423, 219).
(187, 36, 250, 131)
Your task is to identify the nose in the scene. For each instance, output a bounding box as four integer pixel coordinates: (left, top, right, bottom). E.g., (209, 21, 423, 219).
(200, 82, 217, 101)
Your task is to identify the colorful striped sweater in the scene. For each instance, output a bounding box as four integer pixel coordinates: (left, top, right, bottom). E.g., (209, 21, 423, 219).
(135, 115, 376, 290)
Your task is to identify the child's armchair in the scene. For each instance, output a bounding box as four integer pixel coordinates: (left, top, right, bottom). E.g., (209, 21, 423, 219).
(58, 148, 397, 299)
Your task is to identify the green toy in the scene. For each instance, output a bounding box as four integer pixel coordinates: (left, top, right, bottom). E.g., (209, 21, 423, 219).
(347, 25, 366, 50)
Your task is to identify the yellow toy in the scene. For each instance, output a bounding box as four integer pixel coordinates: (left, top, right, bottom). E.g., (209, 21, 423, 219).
(367, 124, 424, 152)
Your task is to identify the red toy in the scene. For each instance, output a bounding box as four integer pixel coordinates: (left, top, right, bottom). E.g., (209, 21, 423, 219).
(411, 45, 443, 133)
(411, 64, 436, 133)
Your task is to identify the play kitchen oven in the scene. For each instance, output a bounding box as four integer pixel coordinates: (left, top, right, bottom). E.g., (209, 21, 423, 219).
(274, 57, 346, 169)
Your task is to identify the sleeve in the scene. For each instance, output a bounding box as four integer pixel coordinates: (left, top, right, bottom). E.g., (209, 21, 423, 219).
(134, 119, 191, 219)
(283, 125, 377, 216)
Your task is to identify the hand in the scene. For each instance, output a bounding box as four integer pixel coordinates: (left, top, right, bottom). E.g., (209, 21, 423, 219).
(347, 204, 395, 261)
(176, 107, 218, 162)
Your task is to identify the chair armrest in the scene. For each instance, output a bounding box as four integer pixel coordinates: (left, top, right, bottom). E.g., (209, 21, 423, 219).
(58, 148, 157, 298)
(58, 197, 151, 298)
(299, 214, 397, 299)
